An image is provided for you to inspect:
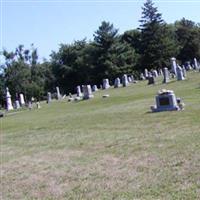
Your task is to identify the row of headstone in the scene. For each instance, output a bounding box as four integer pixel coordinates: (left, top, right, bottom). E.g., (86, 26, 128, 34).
(46, 86, 66, 103)
(185, 58, 200, 71)
(76, 84, 98, 98)
(6, 88, 26, 111)
(105, 74, 135, 89)
(5, 87, 42, 111)
(142, 56, 198, 84)
(73, 74, 135, 100)
(162, 65, 186, 84)
(50, 57, 197, 103)
(172, 57, 200, 72)
(142, 69, 160, 81)
(143, 56, 193, 85)
(6, 56, 198, 108)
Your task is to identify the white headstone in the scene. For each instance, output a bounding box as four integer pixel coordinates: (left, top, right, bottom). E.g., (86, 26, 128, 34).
(76, 86, 82, 97)
(176, 65, 185, 81)
(163, 68, 170, 83)
(56, 86, 61, 100)
(170, 57, 177, 76)
(114, 77, 121, 88)
(102, 79, 110, 89)
(82, 85, 94, 99)
(19, 93, 25, 106)
(6, 87, 13, 111)
(144, 69, 148, 79)
(122, 74, 129, 87)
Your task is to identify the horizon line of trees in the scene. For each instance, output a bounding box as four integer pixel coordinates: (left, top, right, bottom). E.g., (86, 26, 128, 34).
(0, 0, 200, 107)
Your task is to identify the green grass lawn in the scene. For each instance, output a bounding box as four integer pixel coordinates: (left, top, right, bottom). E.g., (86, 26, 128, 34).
(1, 71, 200, 200)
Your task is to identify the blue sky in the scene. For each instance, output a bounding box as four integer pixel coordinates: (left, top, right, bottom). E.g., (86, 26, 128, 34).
(1, 0, 200, 62)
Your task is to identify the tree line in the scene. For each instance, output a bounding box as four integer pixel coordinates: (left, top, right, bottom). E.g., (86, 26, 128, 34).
(1, 0, 200, 107)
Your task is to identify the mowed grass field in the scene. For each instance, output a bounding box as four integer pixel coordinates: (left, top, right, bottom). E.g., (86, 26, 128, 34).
(1, 71, 200, 200)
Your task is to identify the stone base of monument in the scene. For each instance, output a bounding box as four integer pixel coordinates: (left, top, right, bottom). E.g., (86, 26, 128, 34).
(151, 89, 184, 112)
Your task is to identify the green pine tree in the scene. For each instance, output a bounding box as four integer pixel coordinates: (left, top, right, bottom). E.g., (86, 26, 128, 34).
(139, 0, 178, 70)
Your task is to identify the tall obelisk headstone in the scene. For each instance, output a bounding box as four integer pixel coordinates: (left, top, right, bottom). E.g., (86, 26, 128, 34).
(6, 87, 14, 111)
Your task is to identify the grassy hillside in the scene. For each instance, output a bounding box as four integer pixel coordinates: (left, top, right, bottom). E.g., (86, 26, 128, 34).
(1, 71, 200, 200)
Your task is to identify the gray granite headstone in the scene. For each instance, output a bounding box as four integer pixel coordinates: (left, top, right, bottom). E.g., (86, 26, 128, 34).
(83, 85, 94, 99)
(114, 77, 121, 88)
(176, 65, 185, 81)
(102, 79, 110, 89)
(148, 76, 155, 85)
(163, 68, 170, 83)
(170, 57, 177, 76)
(151, 90, 179, 112)
(6, 87, 14, 111)
(47, 92, 52, 103)
(122, 74, 129, 87)
(92, 85, 98, 92)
